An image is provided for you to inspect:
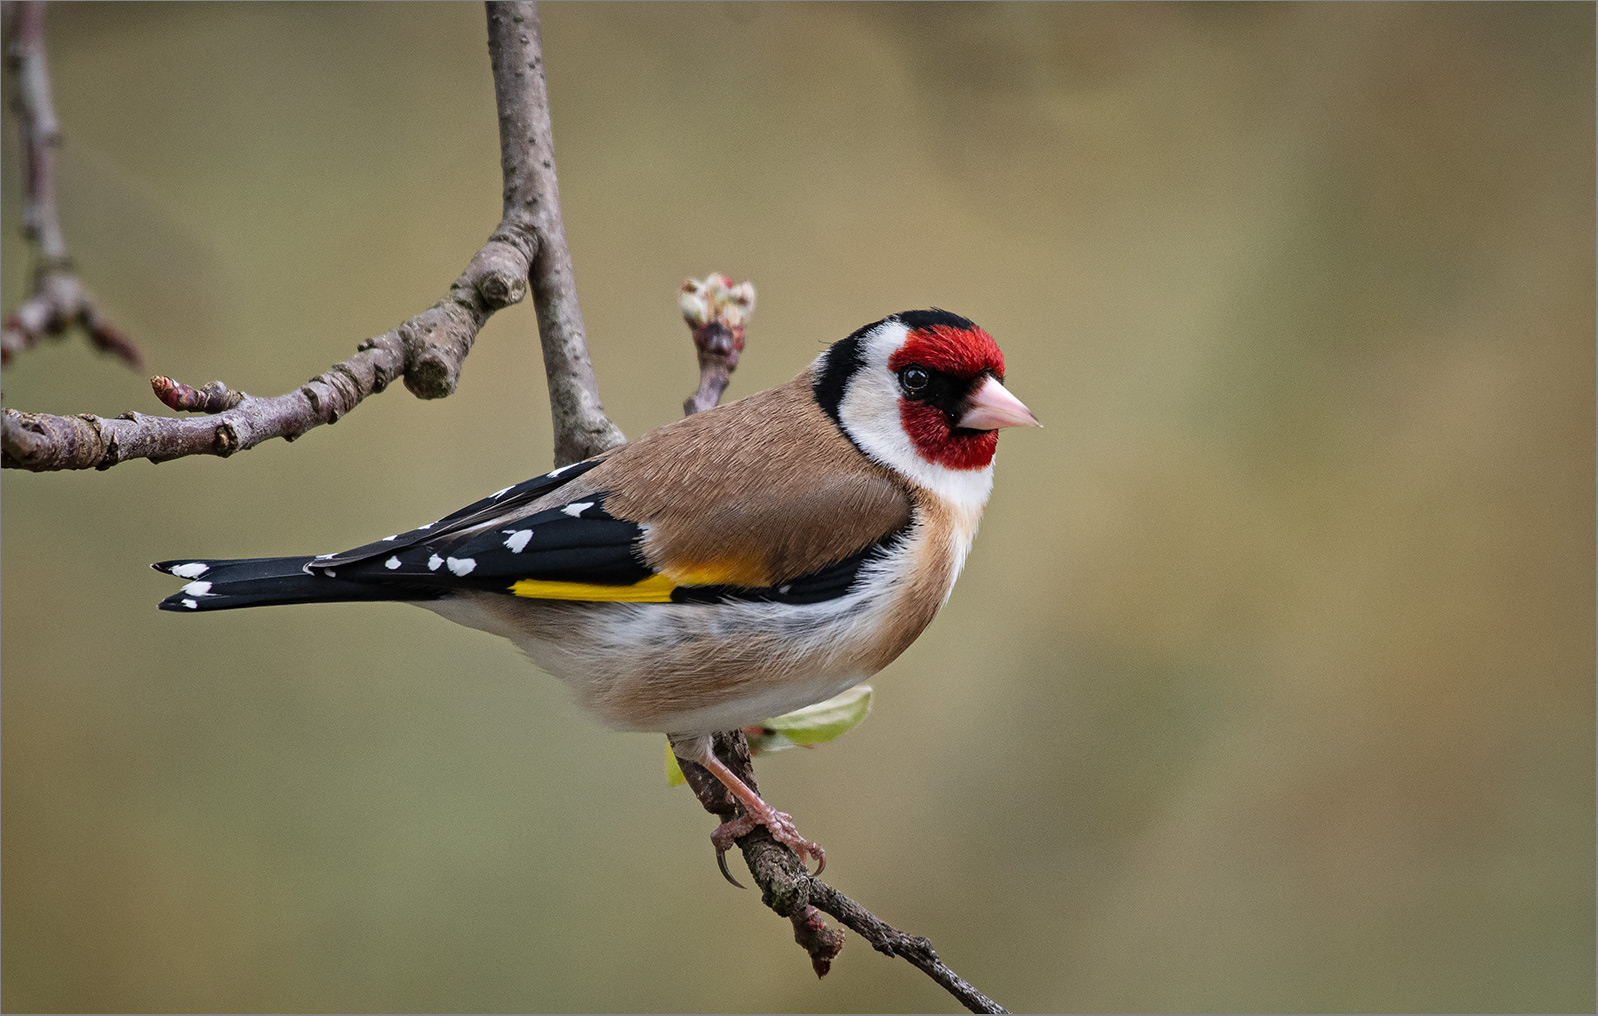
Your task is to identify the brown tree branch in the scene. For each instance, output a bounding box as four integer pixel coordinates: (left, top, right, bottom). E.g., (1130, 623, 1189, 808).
(0, 1, 142, 371)
(676, 733, 1008, 1013)
(0, 1, 616, 471)
(1, 222, 534, 471)
(486, 2, 623, 467)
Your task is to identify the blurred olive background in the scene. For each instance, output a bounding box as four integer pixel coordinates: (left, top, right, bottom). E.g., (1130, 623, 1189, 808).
(2, 3, 1592, 1012)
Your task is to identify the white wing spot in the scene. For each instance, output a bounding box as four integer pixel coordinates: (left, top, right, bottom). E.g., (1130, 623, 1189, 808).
(446, 556, 477, 576)
(385, 556, 402, 570)
(382, 534, 398, 541)
(324, 569, 337, 578)
(181, 598, 199, 610)
(778, 584, 792, 595)
(428, 554, 444, 572)
(169, 562, 209, 579)
(314, 553, 335, 560)
(503, 530, 533, 553)
(549, 462, 577, 477)
(492, 486, 513, 498)
(419, 523, 434, 530)
(181, 581, 212, 596)
(561, 502, 595, 518)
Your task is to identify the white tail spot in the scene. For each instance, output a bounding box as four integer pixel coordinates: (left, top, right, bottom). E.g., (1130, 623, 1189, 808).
(446, 556, 477, 576)
(181, 581, 212, 596)
(503, 530, 533, 553)
(181, 598, 199, 609)
(170, 562, 209, 579)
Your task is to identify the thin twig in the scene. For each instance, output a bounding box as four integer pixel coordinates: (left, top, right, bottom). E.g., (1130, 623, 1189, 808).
(805, 878, 1007, 1013)
(2, 221, 532, 471)
(0, 1, 142, 371)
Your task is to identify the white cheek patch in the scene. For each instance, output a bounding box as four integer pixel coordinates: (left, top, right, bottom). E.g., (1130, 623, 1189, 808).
(835, 321, 995, 514)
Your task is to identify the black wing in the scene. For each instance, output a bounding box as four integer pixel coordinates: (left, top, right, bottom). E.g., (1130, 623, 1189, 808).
(308, 458, 604, 570)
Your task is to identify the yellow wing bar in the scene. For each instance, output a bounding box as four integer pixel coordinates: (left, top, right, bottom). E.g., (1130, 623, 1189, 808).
(508, 573, 678, 603)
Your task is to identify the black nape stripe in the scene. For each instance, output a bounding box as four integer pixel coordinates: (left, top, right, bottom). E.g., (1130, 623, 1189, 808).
(812, 328, 868, 429)
(893, 308, 977, 333)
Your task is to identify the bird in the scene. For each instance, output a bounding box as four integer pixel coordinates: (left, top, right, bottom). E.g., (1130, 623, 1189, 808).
(153, 309, 1039, 876)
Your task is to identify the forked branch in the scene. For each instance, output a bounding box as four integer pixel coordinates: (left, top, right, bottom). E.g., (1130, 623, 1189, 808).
(1, 0, 623, 471)
(0, 1, 142, 371)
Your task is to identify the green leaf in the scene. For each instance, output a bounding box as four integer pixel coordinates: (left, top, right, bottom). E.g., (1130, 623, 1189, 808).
(665, 742, 688, 787)
(754, 685, 873, 753)
(663, 686, 875, 786)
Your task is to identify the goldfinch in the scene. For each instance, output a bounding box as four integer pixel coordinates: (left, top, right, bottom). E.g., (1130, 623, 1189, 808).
(154, 309, 1039, 870)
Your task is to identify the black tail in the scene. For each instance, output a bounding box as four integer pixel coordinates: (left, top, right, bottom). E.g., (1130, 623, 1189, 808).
(153, 556, 419, 612)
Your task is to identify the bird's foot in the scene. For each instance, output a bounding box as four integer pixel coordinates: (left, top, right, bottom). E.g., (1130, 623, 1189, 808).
(711, 801, 826, 886)
(675, 735, 826, 887)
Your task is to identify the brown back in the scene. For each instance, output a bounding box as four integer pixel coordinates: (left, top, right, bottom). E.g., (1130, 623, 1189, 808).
(559, 373, 913, 587)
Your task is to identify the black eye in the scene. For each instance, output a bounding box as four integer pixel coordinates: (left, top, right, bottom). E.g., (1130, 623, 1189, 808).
(899, 366, 930, 394)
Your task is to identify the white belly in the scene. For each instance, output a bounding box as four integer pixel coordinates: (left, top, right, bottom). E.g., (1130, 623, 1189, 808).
(420, 518, 966, 736)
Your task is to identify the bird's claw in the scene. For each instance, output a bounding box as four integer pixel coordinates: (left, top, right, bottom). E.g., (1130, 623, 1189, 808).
(710, 807, 826, 884)
(715, 845, 746, 889)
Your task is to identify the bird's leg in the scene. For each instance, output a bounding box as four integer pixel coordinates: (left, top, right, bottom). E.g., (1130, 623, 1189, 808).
(673, 734, 826, 880)
(700, 750, 827, 874)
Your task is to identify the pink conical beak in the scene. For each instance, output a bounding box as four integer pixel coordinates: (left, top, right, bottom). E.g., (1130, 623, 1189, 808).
(958, 376, 1041, 430)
